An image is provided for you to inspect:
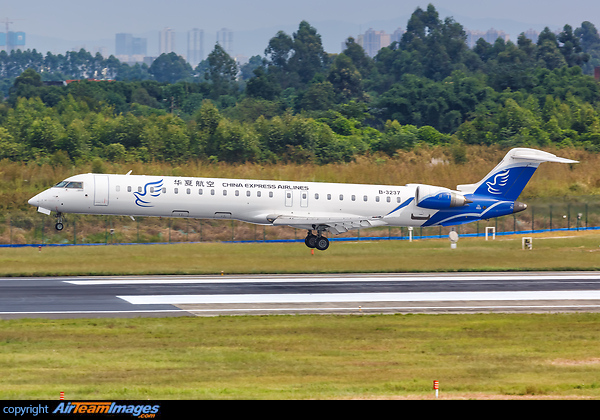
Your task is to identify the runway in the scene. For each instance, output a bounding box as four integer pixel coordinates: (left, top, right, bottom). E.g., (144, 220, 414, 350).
(2, 272, 600, 318)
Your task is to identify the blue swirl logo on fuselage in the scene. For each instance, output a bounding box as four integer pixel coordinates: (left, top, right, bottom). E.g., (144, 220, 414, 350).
(133, 179, 164, 207)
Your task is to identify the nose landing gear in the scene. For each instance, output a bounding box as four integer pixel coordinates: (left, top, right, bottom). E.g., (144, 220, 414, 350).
(55, 212, 64, 231)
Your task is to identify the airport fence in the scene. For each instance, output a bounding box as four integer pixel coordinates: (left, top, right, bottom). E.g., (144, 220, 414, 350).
(1, 196, 599, 247)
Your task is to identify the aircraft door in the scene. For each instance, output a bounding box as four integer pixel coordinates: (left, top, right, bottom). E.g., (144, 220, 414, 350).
(94, 175, 109, 206)
(285, 191, 293, 207)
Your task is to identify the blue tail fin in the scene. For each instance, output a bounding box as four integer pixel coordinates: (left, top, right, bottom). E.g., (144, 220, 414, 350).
(457, 148, 577, 201)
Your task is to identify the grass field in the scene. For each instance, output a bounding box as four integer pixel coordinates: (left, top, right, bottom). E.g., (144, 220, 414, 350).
(1, 233, 600, 400)
(2, 314, 600, 399)
(0, 231, 599, 276)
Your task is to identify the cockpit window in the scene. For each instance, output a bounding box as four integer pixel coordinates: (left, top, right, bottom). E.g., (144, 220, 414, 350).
(54, 181, 83, 189)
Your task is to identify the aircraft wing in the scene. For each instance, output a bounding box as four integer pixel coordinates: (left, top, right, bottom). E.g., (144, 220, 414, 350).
(266, 214, 386, 234)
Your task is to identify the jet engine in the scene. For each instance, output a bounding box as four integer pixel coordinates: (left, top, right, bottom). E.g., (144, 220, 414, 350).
(415, 185, 471, 210)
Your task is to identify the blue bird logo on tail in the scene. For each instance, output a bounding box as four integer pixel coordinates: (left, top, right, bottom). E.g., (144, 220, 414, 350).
(486, 170, 510, 195)
(133, 179, 164, 207)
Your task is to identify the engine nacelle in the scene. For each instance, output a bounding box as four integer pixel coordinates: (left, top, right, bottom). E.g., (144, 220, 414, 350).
(415, 185, 471, 210)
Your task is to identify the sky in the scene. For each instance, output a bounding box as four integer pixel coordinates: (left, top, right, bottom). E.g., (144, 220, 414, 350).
(3, 0, 600, 57)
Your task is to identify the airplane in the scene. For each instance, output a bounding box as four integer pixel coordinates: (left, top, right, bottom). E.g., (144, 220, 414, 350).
(28, 148, 577, 251)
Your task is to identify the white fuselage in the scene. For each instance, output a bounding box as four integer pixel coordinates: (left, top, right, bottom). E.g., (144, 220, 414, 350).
(29, 173, 434, 232)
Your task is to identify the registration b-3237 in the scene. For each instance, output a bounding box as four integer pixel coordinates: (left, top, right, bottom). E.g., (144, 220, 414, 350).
(28, 148, 577, 251)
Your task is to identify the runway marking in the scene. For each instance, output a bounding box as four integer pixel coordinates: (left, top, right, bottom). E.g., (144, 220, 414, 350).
(67, 274, 600, 285)
(118, 290, 600, 305)
(0, 310, 185, 316)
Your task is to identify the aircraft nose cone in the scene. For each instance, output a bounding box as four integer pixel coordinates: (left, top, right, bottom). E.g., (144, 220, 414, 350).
(28, 194, 39, 207)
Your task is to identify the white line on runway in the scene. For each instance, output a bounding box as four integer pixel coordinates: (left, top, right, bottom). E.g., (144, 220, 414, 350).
(67, 274, 600, 285)
(118, 290, 600, 305)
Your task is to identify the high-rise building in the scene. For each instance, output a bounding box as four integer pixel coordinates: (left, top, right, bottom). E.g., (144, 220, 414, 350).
(216, 28, 233, 55)
(0, 31, 25, 52)
(465, 28, 509, 48)
(159, 28, 175, 55)
(116, 33, 147, 56)
(483, 28, 509, 44)
(523, 29, 540, 44)
(391, 27, 404, 44)
(187, 28, 204, 68)
(359, 28, 391, 57)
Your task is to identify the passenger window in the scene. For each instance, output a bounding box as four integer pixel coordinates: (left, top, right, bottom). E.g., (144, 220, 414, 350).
(339, 194, 343, 201)
(235, 190, 239, 196)
(397, 197, 401, 203)
(127, 186, 132, 192)
(174, 188, 179, 194)
(162, 188, 166, 193)
(315, 193, 319, 199)
(387, 196, 391, 203)
(116, 186, 121, 192)
(376, 196, 380, 202)
(199, 189, 203, 195)
(351, 195, 356, 201)
(211, 189, 215, 195)
(257, 191, 262, 197)
(149, 187, 154, 193)
(287, 192, 291, 199)
(187, 188, 191, 194)
(327, 194, 331, 200)
(223, 190, 227, 196)
(363, 195, 368, 202)
(246, 191, 250, 197)
(269, 192, 273, 198)
(138, 186, 142, 193)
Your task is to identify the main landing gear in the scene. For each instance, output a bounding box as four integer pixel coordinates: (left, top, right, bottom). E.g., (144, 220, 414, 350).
(304, 228, 329, 251)
(55, 212, 64, 231)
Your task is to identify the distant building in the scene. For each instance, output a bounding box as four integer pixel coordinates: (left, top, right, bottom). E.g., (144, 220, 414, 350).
(390, 27, 404, 44)
(187, 28, 204, 68)
(0, 31, 26, 52)
(216, 28, 233, 55)
(523, 28, 539, 44)
(359, 28, 391, 57)
(159, 28, 175, 55)
(116, 33, 147, 57)
(465, 28, 510, 48)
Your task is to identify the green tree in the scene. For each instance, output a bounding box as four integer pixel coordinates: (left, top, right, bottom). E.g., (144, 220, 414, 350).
(537, 27, 567, 70)
(149, 52, 192, 83)
(327, 53, 364, 102)
(205, 44, 238, 98)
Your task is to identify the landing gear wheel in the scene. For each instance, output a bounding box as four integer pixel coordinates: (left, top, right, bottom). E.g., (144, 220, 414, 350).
(315, 236, 329, 251)
(55, 222, 64, 231)
(305, 233, 317, 248)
